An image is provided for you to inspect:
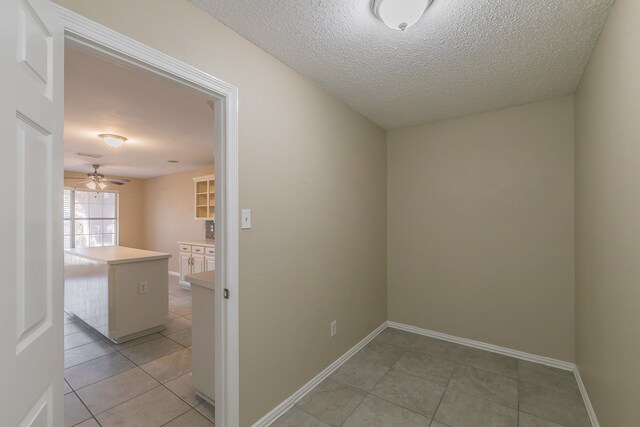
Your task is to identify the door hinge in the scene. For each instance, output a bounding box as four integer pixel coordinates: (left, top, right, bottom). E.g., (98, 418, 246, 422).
(223, 288, 230, 299)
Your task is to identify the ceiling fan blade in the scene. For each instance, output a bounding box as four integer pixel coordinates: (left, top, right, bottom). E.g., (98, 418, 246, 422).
(106, 180, 126, 185)
(105, 178, 129, 184)
(64, 176, 89, 180)
(107, 177, 130, 183)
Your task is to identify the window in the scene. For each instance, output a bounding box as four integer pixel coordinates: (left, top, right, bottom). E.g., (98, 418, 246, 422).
(64, 189, 118, 249)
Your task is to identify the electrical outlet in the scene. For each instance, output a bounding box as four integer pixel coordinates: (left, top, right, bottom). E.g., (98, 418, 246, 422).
(331, 320, 337, 338)
(138, 282, 148, 294)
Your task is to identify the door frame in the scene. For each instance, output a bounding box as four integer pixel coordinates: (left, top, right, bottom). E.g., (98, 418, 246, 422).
(55, 6, 240, 426)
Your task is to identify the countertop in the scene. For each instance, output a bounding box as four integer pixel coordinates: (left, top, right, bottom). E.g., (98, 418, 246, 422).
(178, 239, 215, 247)
(65, 246, 171, 265)
(185, 271, 215, 290)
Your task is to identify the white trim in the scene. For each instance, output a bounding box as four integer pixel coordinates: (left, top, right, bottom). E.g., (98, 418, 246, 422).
(574, 366, 600, 427)
(168, 270, 180, 277)
(55, 6, 240, 426)
(251, 322, 387, 427)
(388, 321, 575, 371)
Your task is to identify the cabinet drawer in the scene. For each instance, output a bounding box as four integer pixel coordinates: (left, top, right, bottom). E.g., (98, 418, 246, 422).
(205, 247, 215, 256)
(179, 245, 191, 253)
(192, 246, 205, 254)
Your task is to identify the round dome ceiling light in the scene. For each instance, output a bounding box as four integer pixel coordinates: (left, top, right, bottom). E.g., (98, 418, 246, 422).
(98, 133, 127, 148)
(372, 0, 433, 31)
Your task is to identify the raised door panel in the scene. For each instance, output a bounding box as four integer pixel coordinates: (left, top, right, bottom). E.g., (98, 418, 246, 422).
(205, 257, 215, 272)
(192, 255, 204, 275)
(179, 253, 191, 282)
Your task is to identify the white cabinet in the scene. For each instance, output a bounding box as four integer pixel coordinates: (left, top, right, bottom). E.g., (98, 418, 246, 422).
(192, 254, 204, 274)
(178, 241, 215, 289)
(193, 174, 215, 220)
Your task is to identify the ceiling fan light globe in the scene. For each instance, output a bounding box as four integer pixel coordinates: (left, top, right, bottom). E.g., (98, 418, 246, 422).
(87, 181, 97, 190)
(98, 182, 107, 190)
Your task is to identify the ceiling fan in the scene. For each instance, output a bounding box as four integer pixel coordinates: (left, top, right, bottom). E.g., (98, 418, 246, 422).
(64, 164, 130, 191)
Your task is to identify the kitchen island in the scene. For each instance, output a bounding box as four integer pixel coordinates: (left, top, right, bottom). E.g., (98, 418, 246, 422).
(64, 246, 171, 343)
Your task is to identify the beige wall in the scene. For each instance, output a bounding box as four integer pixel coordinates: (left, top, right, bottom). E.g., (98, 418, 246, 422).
(574, 0, 640, 424)
(387, 96, 575, 361)
(54, 1, 388, 425)
(64, 171, 145, 249)
(141, 166, 213, 272)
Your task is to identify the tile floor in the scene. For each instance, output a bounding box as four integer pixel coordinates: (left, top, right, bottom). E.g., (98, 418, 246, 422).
(64, 275, 215, 427)
(273, 328, 591, 427)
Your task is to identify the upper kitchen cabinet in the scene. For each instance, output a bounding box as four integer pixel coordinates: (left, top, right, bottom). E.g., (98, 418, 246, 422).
(193, 174, 215, 220)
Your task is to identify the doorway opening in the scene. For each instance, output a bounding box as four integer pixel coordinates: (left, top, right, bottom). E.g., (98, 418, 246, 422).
(58, 6, 239, 426)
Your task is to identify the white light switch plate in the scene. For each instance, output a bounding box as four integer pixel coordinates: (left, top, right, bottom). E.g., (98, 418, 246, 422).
(241, 209, 251, 229)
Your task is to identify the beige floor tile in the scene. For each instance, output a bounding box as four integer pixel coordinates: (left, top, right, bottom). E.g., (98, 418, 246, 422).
(434, 387, 517, 427)
(120, 336, 183, 365)
(64, 380, 73, 394)
(429, 421, 449, 427)
(355, 340, 406, 367)
(392, 351, 454, 386)
(373, 328, 418, 349)
(64, 330, 101, 350)
(74, 417, 100, 427)
(342, 395, 431, 427)
(457, 347, 519, 379)
(371, 369, 444, 418)
(108, 333, 164, 351)
(194, 400, 216, 423)
(409, 335, 464, 362)
(163, 409, 214, 427)
(65, 352, 135, 390)
(164, 373, 204, 407)
(76, 367, 159, 415)
(448, 364, 518, 409)
(272, 407, 330, 427)
(519, 411, 566, 427)
(140, 348, 192, 383)
(64, 392, 91, 427)
(64, 321, 87, 336)
(64, 313, 75, 325)
(162, 317, 192, 335)
(519, 360, 581, 396)
(296, 378, 366, 426)
(64, 341, 116, 369)
(330, 355, 389, 392)
(519, 382, 591, 427)
(171, 304, 192, 317)
(166, 328, 192, 347)
(96, 386, 190, 427)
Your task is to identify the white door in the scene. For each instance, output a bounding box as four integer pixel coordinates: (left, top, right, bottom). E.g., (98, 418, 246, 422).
(192, 254, 205, 275)
(0, 0, 64, 425)
(180, 253, 191, 283)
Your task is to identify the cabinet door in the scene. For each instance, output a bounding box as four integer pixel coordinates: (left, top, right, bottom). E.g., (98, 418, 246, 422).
(205, 256, 215, 272)
(192, 254, 204, 274)
(180, 253, 192, 281)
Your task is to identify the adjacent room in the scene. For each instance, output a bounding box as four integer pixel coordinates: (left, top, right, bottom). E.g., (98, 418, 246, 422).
(62, 46, 216, 426)
(2, 0, 639, 426)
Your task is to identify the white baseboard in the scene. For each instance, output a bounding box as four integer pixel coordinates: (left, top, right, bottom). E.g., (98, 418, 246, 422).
(168, 270, 180, 277)
(251, 321, 387, 427)
(388, 321, 599, 427)
(574, 366, 600, 427)
(388, 321, 575, 371)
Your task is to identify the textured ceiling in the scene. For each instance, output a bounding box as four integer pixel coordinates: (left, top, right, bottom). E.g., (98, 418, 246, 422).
(65, 47, 214, 178)
(190, 0, 613, 129)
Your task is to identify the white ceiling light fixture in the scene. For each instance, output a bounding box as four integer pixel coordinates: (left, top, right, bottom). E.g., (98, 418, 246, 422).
(98, 133, 127, 148)
(372, 0, 433, 31)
